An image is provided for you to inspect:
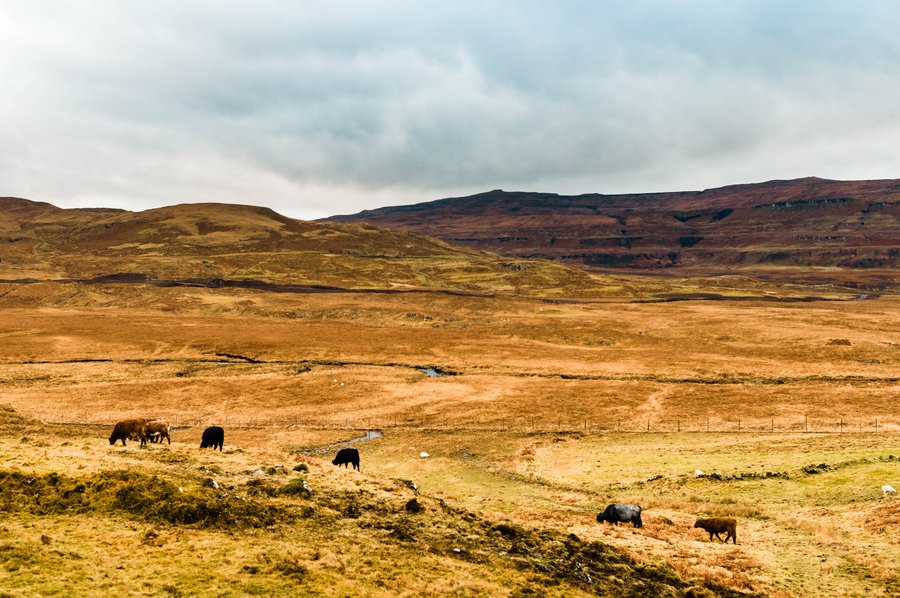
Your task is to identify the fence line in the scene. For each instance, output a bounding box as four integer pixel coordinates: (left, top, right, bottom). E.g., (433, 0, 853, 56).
(30, 412, 897, 434)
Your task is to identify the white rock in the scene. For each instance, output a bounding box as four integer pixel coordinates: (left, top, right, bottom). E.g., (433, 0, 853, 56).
(420, 452, 430, 458)
(694, 470, 704, 476)
(883, 484, 896, 497)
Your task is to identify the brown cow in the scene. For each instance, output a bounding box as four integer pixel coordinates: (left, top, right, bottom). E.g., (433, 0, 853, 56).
(109, 418, 149, 446)
(145, 419, 171, 444)
(694, 517, 737, 544)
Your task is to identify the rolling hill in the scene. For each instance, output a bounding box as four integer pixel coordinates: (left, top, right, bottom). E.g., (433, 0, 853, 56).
(0, 197, 601, 297)
(328, 177, 900, 289)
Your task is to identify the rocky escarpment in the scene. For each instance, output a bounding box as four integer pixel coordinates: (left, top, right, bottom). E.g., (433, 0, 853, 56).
(328, 177, 900, 286)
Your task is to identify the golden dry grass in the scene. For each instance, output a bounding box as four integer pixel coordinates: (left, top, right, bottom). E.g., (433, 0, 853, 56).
(0, 280, 898, 596)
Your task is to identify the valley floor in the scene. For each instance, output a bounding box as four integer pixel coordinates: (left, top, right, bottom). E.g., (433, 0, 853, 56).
(0, 283, 898, 596)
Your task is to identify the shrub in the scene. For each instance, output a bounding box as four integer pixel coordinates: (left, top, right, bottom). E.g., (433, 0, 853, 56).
(278, 478, 312, 498)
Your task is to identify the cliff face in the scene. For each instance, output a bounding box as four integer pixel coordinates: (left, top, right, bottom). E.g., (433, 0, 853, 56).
(328, 177, 900, 284)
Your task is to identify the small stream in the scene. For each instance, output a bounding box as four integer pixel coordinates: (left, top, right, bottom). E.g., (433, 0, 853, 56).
(348, 429, 384, 444)
(419, 367, 454, 377)
(294, 429, 383, 457)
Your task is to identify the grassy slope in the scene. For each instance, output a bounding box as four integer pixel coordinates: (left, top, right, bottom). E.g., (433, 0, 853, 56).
(0, 198, 606, 298)
(361, 429, 900, 597)
(0, 408, 742, 597)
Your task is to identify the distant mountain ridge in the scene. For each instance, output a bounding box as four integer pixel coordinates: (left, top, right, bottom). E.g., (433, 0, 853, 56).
(327, 177, 900, 284)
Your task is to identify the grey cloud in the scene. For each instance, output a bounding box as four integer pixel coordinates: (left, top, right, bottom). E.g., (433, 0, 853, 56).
(2, 1, 900, 218)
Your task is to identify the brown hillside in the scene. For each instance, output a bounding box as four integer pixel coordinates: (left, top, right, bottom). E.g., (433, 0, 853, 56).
(327, 177, 900, 289)
(0, 197, 600, 296)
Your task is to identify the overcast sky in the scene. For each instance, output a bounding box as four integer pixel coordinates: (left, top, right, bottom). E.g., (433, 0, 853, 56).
(2, 1, 900, 219)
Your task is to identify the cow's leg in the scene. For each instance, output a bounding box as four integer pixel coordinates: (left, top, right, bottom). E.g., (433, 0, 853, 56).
(708, 532, 714, 541)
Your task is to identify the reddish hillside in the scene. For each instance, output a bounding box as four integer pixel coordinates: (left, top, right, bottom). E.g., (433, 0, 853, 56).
(328, 177, 900, 287)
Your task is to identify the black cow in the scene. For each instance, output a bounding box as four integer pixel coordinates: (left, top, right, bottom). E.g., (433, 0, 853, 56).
(332, 447, 360, 470)
(597, 503, 643, 528)
(200, 426, 224, 451)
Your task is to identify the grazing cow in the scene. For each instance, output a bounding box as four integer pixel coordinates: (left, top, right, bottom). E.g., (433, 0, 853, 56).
(332, 448, 360, 471)
(145, 419, 171, 445)
(109, 418, 149, 447)
(597, 504, 643, 528)
(200, 426, 224, 451)
(694, 517, 737, 544)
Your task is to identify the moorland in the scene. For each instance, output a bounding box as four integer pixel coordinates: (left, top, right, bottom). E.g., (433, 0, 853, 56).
(0, 195, 897, 597)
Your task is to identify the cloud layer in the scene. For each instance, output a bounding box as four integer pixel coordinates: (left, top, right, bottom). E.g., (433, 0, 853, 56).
(2, 1, 900, 218)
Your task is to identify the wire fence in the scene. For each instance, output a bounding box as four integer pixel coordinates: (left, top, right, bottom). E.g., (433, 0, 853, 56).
(29, 411, 899, 434)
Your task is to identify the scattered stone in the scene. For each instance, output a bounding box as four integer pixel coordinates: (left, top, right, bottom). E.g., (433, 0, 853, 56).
(404, 498, 422, 514)
(802, 463, 831, 475)
(420, 452, 430, 458)
(292, 463, 309, 473)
